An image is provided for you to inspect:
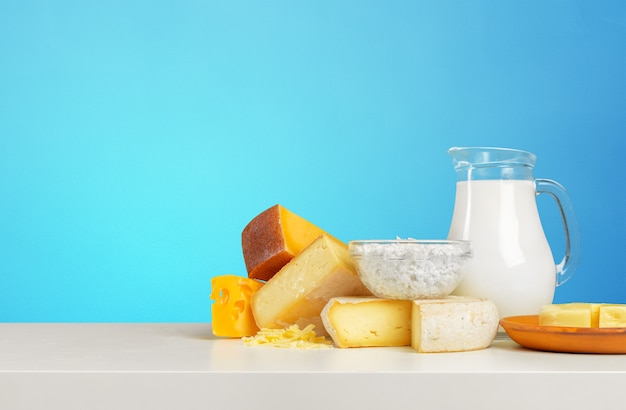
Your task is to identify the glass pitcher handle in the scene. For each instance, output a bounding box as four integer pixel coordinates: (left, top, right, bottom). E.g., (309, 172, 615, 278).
(535, 178, 581, 286)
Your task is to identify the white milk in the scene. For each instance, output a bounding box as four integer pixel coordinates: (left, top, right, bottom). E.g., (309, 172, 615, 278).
(447, 179, 557, 319)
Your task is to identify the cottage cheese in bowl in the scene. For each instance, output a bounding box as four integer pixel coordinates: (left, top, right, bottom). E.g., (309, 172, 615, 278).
(348, 239, 472, 300)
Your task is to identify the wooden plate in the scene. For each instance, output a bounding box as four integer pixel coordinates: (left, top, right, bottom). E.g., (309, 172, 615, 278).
(500, 315, 626, 354)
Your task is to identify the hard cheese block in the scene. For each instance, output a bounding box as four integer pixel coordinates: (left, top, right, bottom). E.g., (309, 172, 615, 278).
(251, 234, 372, 333)
(411, 296, 499, 353)
(242, 204, 341, 281)
(539, 303, 601, 328)
(210, 275, 264, 337)
(321, 297, 412, 348)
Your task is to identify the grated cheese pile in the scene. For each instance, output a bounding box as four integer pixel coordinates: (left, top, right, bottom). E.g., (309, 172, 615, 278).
(242, 324, 333, 349)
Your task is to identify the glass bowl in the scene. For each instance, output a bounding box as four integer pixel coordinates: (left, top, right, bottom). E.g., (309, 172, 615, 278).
(348, 239, 472, 300)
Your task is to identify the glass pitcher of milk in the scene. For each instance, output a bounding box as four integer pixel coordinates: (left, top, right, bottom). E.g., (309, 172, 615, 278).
(447, 147, 581, 319)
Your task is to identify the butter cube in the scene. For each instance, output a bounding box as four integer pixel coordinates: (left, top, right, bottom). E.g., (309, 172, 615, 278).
(539, 303, 598, 328)
(599, 305, 626, 328)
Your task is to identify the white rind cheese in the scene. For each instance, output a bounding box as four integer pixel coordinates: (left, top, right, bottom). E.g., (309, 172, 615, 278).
(321, 297, 412, 348)
(411, 296, 499, 353)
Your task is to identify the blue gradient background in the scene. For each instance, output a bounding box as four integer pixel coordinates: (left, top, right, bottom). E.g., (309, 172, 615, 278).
(1, 1, 624, 322)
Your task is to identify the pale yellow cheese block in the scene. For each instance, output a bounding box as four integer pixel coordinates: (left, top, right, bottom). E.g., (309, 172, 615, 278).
(321, 297, 412, 348)
(540, 303, 626, 328)
(539, 303, 600, 328)
(411, 296, 499, 353)
(251, 234, 372, 333)
(599, 305, 626, 328)
(539, 302, 626, 328)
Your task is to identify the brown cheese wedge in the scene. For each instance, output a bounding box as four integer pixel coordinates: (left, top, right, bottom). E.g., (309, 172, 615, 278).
(242, 204, 341, 281)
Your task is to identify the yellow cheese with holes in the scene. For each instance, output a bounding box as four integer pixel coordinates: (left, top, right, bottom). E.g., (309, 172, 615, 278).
(242, 204, 341, 281)
(210, 275, 264, 337)
(599, 305, 626, 328)
(251, 234, 371, 333)
(539, 303, 601, 328)
(321, 297, 412, 348)
(411, 296, 499, 353)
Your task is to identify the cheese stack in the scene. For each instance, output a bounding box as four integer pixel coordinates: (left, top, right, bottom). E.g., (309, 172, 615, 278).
(214, 204, 503, 353)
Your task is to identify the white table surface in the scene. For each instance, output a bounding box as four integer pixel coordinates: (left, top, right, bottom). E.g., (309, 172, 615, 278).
(1, 323, 625, 410)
